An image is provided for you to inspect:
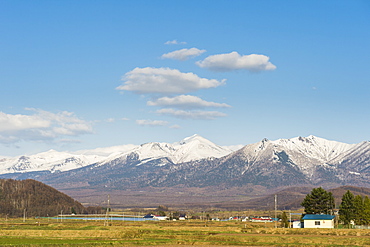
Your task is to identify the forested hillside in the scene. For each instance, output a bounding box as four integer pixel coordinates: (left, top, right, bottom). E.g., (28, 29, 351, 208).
(0, 179, 86, 217)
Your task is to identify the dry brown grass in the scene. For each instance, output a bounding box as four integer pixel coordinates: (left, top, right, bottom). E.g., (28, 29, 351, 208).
(1, 218, 370, 246)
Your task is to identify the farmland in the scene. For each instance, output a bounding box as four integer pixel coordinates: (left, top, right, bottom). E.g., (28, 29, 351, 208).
(1, 218, 370, 246)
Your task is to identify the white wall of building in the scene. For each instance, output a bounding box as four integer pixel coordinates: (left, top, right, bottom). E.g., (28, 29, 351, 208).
(292, 221, 301, 228)
(304, 219, 334, 228)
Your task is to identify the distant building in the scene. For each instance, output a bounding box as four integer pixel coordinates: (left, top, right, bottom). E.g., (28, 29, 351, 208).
(292, 220, 302, 228)
(229, 216, 241, 220)
(302, 214, 335, 228)
(250, 216, 273, 223)
(179, 214, 187, 220)
(143, 214, 168, 220)
(154, 215, 169, 220)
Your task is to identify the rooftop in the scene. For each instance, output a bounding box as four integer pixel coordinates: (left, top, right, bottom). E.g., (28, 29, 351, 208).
(302, 214, 335, 220)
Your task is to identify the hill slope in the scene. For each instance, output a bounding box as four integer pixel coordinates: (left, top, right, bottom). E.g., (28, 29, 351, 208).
(0, 179, 86, 217)
(210, 186, 370, 211)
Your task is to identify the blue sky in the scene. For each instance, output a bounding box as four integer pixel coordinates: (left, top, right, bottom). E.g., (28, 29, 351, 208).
(1, 0, 369, 156)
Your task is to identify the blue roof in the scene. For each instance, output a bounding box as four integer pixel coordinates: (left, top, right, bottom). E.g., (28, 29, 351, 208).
(302, 214, 335, 220)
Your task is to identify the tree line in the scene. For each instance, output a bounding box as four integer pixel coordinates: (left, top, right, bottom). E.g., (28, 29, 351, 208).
(301, 187, 370, 226)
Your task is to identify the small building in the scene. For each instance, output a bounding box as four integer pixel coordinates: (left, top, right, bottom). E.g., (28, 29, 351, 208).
(179, 214, 187, 220)
(241, 216, 249, 222)
(143, 214, 168, 220)
(302, 214, 335, 228)
(143, 214, 155, 219)
(250, 216, 274, 223)
(292, 220, 302, 228)
(229, 216, 241, 220)
(154, 215, 168, 221)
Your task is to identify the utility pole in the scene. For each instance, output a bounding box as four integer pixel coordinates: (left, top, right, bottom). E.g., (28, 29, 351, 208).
(104, 194, 110, 226)
(274, 195, 277, 228)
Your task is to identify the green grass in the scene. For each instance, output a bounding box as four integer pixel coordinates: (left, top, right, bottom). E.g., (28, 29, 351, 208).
(1, 218, 370, 246)
(0, 237, 117, 246)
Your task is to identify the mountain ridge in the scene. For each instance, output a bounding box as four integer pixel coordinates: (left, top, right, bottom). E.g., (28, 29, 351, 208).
(0, 134, 238, 175)
(1, 135, 370, 203)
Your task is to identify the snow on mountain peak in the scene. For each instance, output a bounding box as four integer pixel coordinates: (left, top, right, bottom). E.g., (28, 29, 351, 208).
(270, 135, 355, 162)
(177, 134, 209, 145)
(96, 135, 235, 167)
(0, 135, 363, 177)
(172, 134, 233, 163)
(134, 142, 175, 159)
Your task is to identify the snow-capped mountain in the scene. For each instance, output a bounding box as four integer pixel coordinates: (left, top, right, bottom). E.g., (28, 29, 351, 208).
(85, 134, 235, 170)
(0, 149, 107, 174)
(173, 134, 239, 163)
(0, 134, 235, 175)
(108, 134, 233, 164)
(1, 135, 370, 191)
(329, 141, 370, 185)
(144, 136, 370, 188)
(271, 135, 355, 162)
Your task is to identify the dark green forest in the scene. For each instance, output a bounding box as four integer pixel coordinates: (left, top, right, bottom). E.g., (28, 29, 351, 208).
(0, 179, 94, 217)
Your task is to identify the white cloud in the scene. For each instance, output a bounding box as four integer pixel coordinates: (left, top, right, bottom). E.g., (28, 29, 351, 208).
(156, 108, 227, 120)
(161, 48, 206, 61)
(0, 109, 93, 144)
(0, 111, 50, 132)
(196, 51, 276, 72)
(116, 67, 225, 94)
(147, 95, 230, 109)
(106, 118, 115, 123)
(136, 119, 169, 126)
(169, 124, 181, 129)
(164, 39, 187, 45)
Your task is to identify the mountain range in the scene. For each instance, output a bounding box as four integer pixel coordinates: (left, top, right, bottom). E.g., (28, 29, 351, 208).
(0, 134, 237, 175)
(1, 134, 370, 208)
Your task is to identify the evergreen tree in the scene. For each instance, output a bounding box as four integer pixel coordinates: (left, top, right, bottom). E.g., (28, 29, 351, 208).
(280, 211, 289, 228)
(363, 196, 370, 225)
(328, 192, 335, 213)
(301, 187, 335, 215)
(339, 190, 355, 227)
(353, 195, 364, 225)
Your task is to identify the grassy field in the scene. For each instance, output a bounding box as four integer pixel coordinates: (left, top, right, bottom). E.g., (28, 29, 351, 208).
(1, 218, 370, 246)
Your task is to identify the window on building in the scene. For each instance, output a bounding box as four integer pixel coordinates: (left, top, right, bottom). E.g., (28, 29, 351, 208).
(315, 221, 320, 225)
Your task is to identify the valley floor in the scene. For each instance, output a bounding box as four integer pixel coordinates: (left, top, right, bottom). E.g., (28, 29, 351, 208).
(58, 186, 270, 210)
(1, 218, 370, 246)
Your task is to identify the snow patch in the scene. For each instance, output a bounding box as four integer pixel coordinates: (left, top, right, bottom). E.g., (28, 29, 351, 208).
(349, 171, 361, 176)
